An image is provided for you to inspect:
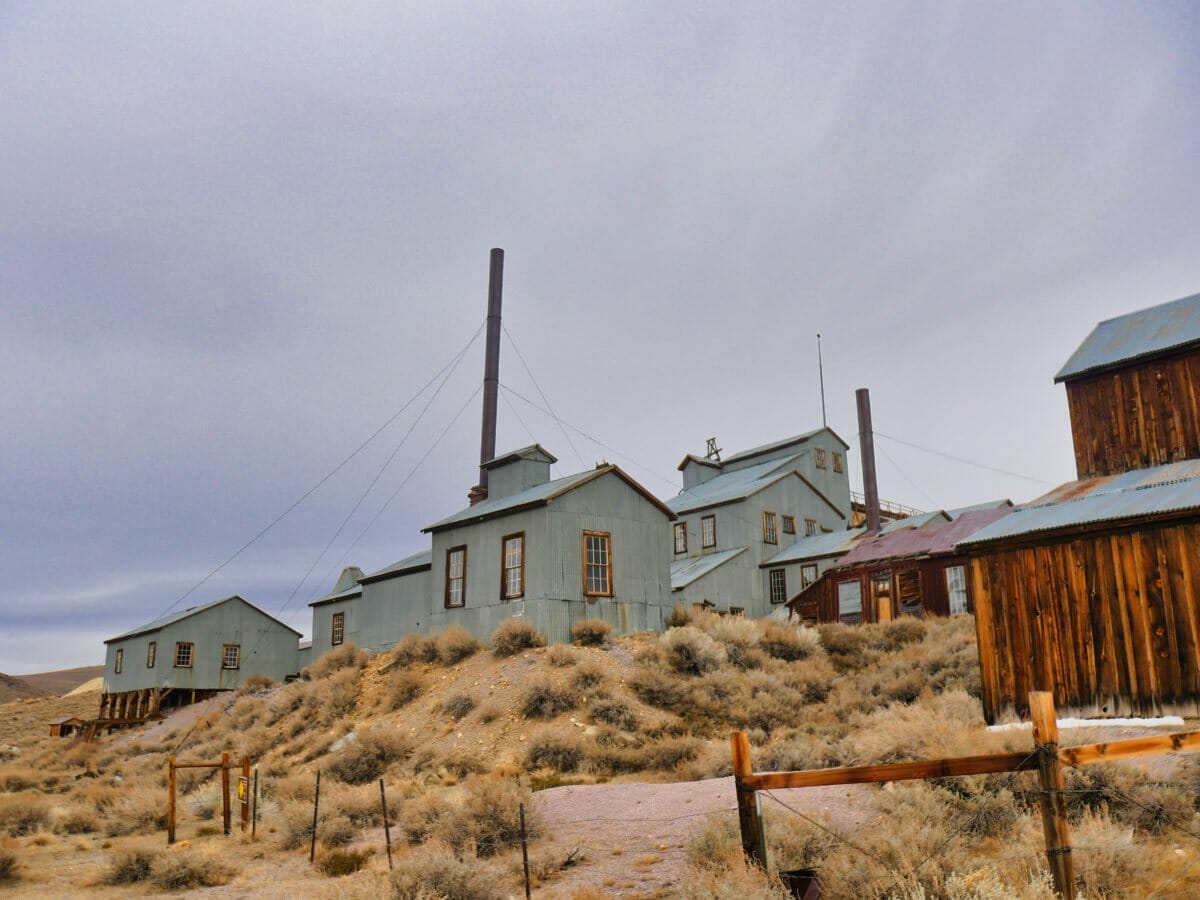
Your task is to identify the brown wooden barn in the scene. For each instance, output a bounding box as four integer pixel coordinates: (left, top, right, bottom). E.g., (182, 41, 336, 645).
(787, 503, 1012, 624)
(960, 291, 1200, 723)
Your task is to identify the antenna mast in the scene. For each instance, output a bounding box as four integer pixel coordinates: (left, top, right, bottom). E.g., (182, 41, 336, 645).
(817, 333, 827, 428)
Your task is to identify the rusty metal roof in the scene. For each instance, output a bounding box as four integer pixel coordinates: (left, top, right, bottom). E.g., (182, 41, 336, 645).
(1055, 291, 1200, 382)
(838, 507, 1014, 566)
(959, 460, 1200, 546)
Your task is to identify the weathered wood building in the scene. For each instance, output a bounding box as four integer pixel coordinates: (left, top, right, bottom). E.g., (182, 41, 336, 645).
(961, 292, 1200, 722)
(100, 595, 301, 725)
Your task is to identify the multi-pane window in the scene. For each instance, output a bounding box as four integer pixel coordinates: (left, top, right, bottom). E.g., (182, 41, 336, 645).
(445, 546, 467, 608)
(174, 641, 194, 668)
(805, 518, 818, 536)
(331, 612, 345, 646)
(801, 564, 818, 588)
(701, 515, 716, 548)
(222, 644, 241, 669)
(814, 448, 827, 469)
(837, 581, 863, 623)
(502, 533, 525, 600)
(673, 522, 688, 554)
(769, 568, 787, 604)
(945, 565, 968, 615)
(762, 512, 778, 544)
(782, 515, 796, 534)
(832, 452, 844, 473)
(729, 606, 745, 617)
(147, 641, 156, 668)
(583, 531, 613, 596)
(114, 649, 123, 674)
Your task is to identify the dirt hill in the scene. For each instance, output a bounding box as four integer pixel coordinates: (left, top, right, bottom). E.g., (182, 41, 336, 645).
(19, 666, 105, 697)
(0, 672, 44, 703)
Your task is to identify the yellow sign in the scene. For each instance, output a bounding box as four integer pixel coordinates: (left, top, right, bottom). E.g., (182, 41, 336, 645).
(237, 776, 249, 803)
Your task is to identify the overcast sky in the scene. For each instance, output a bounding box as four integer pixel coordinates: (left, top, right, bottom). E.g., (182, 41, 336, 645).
(3, 2, 1198, 673)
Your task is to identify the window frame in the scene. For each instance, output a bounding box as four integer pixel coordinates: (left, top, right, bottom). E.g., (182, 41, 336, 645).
(146, 641, 156, 668)
(832, 452, 844, 473)
(501, 532, 525, 601)
(762, 511, 778, 545)
(769, 568, 787, 604)
(701, 514, 717, 549)
(222, 643, 241, 670)
(582, 530, 614, 598)
(174, 641, 194, 669)
(331, 612, 345, 646)
(805, 518, 818, 536)
(837, 579, 863, 623)
(814, 447, 827, 469)
(945, 565, 969, 615)
(445, 545, 468, 608)
(781, 515, 796, 534)
(673, 522, 688, 554)
(114, 648, 123, 674)
(800, 563, 818, 589)
(729, 606, 745, 617)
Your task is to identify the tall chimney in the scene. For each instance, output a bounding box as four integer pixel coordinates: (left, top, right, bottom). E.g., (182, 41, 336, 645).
(469, 248, 504, 505)
(856, 388, 882, 534)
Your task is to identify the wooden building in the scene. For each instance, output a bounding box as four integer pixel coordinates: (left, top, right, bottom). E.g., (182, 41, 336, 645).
(787, 503, 1012, 624)
(49, 716, 84, 738)
(962, 292, 1200, 722)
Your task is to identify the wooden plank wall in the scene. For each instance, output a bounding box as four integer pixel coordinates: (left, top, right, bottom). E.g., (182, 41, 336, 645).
(969, 521, 1200, 723)
(791, 559, 964, 623)
(1066, 347, 1200, 478)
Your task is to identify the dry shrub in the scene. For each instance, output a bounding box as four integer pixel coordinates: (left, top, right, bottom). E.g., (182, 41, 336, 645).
(628, 667, 687, 710)
(392, 634, 439, 667)
(236, 673, 277, 694)
(0, 846, 16, 882)
(461, 777, 538, 856)
(491, 618, 545, 656)
(279, 796, 355, 850)
(848, 690, 988, 765)
(665, 603, 696, 628)
(150, 849, 238, 889)
(0, 793, 50, 836)
(436, 626, 481, 664)
(0, 767, 43, 792)
(1061, 764, 1195, 835)
(102, 784, 168, 837)
(701, 614, 764, 669)
(441, 693, 477, 721)
(521, 678, 577, 719)
(104, 844, 158, 884)
(570, 660, 607, 692)
(526, 732, 584, 772)
(760, 620, 822, 661)
(475, 701, 502, 724)
(1071, 812, 1156, 897)
(571, 618, 612, 646)
(661, 626, 727, 675)
(588, 696, 638, 731)
(390, 841, 503, 900)
(546, 645, 577, 667)
(385, 669, 425, 710)
(54, 803, 99, 835)
(307, 642, 368, 680)
(328, 729, 410, 784)
(319, 849, 370, 877)
(304, 666, 361, 723)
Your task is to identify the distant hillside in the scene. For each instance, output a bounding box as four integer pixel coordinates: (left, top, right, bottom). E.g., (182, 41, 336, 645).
(19, 665, 105, 696)
(0, 671, 44, 703)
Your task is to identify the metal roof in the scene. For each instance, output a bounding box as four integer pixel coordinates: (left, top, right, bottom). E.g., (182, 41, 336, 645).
(667, 454, 804, 514)
(359, 549, 433, 584)
(1055, 291, 1200, 383)
(761, 528, 865, 566)
(483, 444, 557, 469)
(423, 464, 675, 533)
(308, 582, 363, 609)
(671, 547, 749, 590)
(105, 595, 302, 643)
(959, 460, 1200, 546)
(722, 427, 849, 464)
(838, 507, 1014, 566)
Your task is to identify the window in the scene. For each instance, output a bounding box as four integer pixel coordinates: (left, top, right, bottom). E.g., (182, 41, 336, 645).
(801, 564, 818, 588)
(174, 641, 194, 668)
(898, 570, 922, 616)
(832, 452, 844, 473)
(762, 511, 778, 544)
(701, 515, 716, 548)
(114, 649, 123, 674)
(331, 612, 345, 646)
(814, 448, 827, 469)
(837, 580, 862, 623)
(673, 522, 688, 554)
(782, 515, 796, 534)
(445, 546, 467, 608)
(946, 565, 968, 615)
(502, 533, 525, 600)
(729, 606, 745, 617)
(222, 644, 241, 669)
(769, 568, 787, 604)
(146, 641, 156, 668)
(583, 531, 613, 596)
(805, 518, 818, 536)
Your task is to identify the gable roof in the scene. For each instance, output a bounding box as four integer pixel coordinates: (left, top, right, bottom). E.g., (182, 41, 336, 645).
(358, 549, 434, 585)
(308, 582, 362, 609)
(958, 460, 1200, 547)
(483, 444, 558, 468)
(671, 547, 749, 590)
(668, 455, 843, 519)
(722, 427, 850, 465)
(761, 528, 865, 566)
(1055, 291, 1200, 383)
(837, 506, 1013, 567)
(676, 453, 721, 472)
(105, 595, 302, 644)
(422, 464, 676, 533)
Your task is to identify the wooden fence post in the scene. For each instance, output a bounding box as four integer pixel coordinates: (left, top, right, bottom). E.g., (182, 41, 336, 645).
(252, 768, 259, 839)
(310, 770, 321, 863)
(1029, 691, 1073, 898)
(241, 756, 250, 833)
(221, 751, 231, 836)
(730, 731, 769, 870)
(379, 778, 393, 871)
(167, 755, 177, 845)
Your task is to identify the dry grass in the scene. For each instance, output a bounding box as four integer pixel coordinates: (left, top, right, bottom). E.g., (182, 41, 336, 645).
(571, 618, 612, 646)
(521, 677, 578, 719)
(0, 845, 18, 882)
(150, 848, 238, 889)
(327, 728, 410, 784)
(435, 626, 482, 664)
(491, 618, 546, 656)
(441, 693, 477, 721)
(390, 841, 504, 899)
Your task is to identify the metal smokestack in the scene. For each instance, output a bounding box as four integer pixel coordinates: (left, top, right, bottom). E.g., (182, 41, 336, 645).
(856, 388, 882, 534)
(470, 248, 504, 505)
